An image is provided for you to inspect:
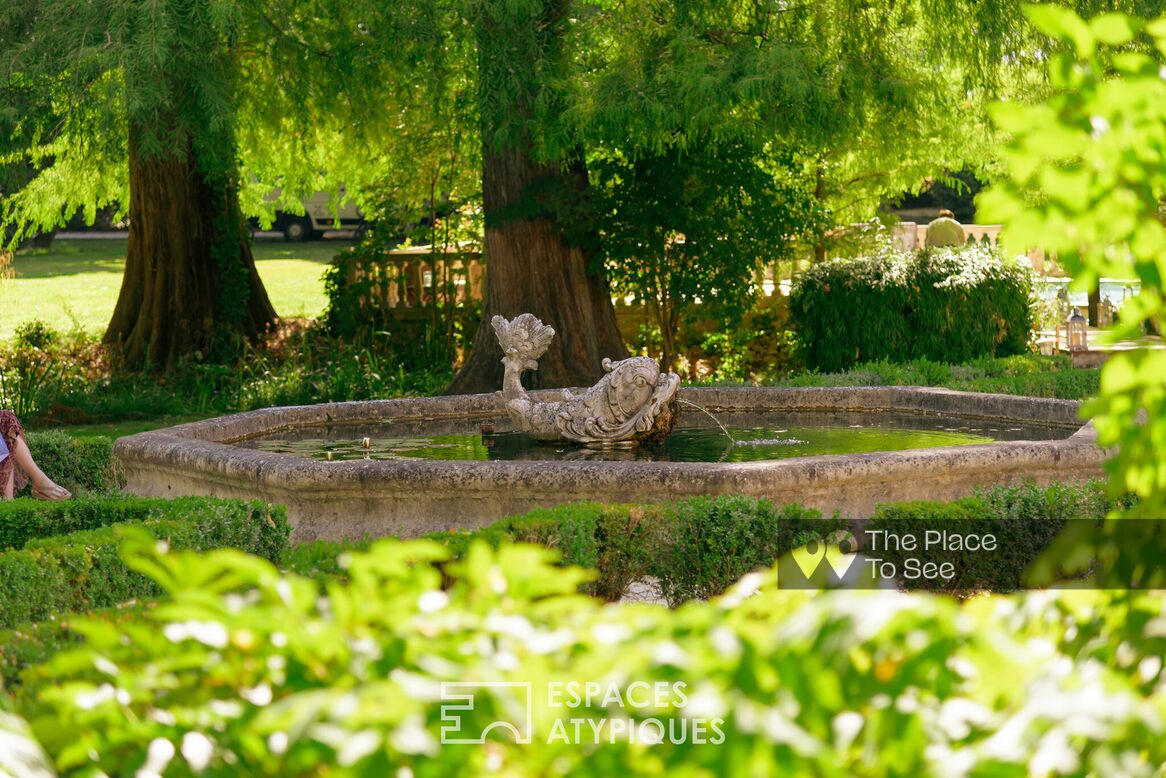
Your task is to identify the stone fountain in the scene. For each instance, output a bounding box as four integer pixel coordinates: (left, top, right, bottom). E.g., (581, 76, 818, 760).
(113, 319, 1104, 542)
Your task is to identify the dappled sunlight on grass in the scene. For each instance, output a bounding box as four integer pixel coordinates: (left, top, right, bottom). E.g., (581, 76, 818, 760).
(250, 237, 344, 264)
(0, 238, 349, 340)
(13, 239, 128, 276)
(51, 414, 213, 441)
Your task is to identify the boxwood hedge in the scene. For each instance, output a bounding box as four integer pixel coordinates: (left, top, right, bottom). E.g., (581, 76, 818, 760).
(0, 497, 288, 630)
(286, 483, 1112, 603)
(1, 482, 1118, 690)
(22, 431, 123, 497)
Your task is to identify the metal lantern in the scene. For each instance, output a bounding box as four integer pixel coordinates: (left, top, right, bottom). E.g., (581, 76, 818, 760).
(1066, 308, 1089, 352)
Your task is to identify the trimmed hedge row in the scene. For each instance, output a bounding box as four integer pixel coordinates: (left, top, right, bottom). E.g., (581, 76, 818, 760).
(0, 497, 289, 630)
(869, 480, 1110, 592)
(287, 482, 1114, 603)
(0, 497, 158, 550)
(0, 483, 1118, 689)
(789, 244, 1035, 372)
(287, 496, 836, 606)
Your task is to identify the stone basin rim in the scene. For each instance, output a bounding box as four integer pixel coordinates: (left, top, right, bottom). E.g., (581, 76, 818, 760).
(113, 386, 1102, 539)
(139, 385, 1087, 439)
(115, 385, 1095, 484)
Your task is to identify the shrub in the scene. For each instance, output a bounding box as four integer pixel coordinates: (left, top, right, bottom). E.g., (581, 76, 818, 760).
(0, 497, 153, 550)
(282, 537, 373, 584)
(653, 495, 832, 606)
(423, 497, 835, 603)
(12, 323, 454, 430)
(426, 502, 661, 600)
(286, 486, 1111, 603)
(21, 432, 122, 496)
(11, 321, 58, 351)
(0, 497, 289, 630)
(288, 498, 828, 604)
(505, 502, 669, 601)
(868, 481, 1109, 593)
(0, 342, 65, 420)
(231, 328, 453, 411)
(789, 242, 1035, 372)
(7, 538, 1164, 776)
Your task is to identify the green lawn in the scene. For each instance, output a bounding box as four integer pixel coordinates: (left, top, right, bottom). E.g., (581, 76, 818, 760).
(0, 237, 346, 341)
(54, 414, 214, 441)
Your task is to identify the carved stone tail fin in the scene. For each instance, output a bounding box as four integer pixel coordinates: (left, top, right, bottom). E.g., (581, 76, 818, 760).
(491, 314, 556, 370)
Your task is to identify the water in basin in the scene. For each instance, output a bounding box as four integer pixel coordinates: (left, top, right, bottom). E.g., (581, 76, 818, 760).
(239, 410, 1075, 463)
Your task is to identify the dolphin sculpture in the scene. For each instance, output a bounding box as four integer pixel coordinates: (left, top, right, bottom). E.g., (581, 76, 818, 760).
(492, 313, 681, 446)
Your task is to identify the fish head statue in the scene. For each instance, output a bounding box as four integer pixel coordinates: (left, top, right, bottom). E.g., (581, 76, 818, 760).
(603, 356, 676, 422)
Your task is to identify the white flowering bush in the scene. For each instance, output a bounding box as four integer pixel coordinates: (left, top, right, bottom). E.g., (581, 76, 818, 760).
(4, 531, 1163, 776)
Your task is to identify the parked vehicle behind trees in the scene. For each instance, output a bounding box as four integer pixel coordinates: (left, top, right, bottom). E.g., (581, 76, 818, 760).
(257, 189, 366, 242)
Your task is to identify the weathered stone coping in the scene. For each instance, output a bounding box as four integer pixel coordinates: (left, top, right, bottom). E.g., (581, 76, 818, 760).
(114, 387, 1102, 542)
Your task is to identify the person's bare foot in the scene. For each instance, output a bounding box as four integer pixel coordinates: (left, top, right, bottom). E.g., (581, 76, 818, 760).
(31, 481, 71, 500)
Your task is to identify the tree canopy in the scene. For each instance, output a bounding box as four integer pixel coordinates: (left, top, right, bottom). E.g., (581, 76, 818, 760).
(0, 0, 1097, 380)
(1, 0, 278, 369)
(250, 0, 1043, 389)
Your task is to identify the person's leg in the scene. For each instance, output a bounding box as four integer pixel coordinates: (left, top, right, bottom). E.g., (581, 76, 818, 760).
(0, 410, 69, 500)
(10, 434, 70, 499)
(0, 410, 25, 498)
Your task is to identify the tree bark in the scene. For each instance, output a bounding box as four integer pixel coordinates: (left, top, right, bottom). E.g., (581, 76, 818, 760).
(1087, 282, 1100, 328)
(446, 0, 627, 394)
(445, 150, 627, 393)
(28, 229, 55, 250)
(813, 156, 827, 263)
(105, 135, 276, 371)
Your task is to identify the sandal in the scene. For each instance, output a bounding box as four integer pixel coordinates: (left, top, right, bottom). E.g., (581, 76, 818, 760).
(31, 483, 71, 500)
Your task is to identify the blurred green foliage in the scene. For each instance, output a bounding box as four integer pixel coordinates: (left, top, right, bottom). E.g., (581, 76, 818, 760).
(980, 6, 1166, 524)
(0, 536, 1161, 776)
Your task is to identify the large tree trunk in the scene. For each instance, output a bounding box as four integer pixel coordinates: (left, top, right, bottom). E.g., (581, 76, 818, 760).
(447, 0, 627, 394)
(105, 135, 276, 371)
(28, 229, 55, 250)
(446, 150, 627, 394)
